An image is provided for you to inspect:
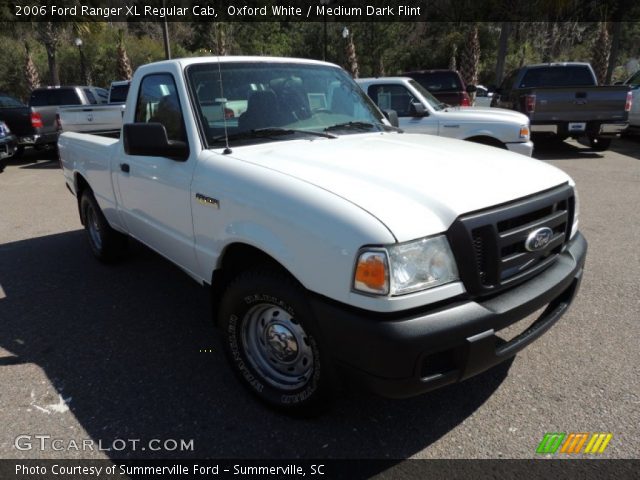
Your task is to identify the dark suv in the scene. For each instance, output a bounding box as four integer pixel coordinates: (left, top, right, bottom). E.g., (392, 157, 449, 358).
(401, 69, 474, 107)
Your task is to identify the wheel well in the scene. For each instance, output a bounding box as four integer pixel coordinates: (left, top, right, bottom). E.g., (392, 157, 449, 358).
(466, 136, 506, 149)
(74, 174, 91, 224)
(210, 243, 291, 323)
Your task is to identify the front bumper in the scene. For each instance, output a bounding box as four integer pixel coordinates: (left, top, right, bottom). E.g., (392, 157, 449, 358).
(310, 232, 587, 399)
(505, 140, 534, 157)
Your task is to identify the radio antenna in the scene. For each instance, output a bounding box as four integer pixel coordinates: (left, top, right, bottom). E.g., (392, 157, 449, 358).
(216, 53, 232, 155)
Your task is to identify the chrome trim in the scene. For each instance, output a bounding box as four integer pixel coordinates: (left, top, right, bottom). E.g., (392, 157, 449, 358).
(530, 125, 557, 133)
(599, 123, 628, 134)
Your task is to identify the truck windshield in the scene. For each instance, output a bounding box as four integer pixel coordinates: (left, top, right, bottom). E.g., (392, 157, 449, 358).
(186, 61, 387, 148)
(29, 89, 82, 107)
(519, 66, 596, 88)
(408, 80, 446, 110)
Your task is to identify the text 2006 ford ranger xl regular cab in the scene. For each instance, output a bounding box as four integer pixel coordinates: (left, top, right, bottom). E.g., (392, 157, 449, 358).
(59, 57, 587, 415)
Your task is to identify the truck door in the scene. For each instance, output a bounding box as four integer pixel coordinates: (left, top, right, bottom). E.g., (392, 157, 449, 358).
(366, 84, 438, 135)
(115, 72, 199, 276)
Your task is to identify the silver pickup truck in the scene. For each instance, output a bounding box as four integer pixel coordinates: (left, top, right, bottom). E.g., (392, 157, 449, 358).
(491, 62, 631, 150)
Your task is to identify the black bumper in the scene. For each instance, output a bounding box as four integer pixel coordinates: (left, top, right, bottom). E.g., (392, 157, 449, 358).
(0, 135, 18, 160)
(310, 232, 587, 399)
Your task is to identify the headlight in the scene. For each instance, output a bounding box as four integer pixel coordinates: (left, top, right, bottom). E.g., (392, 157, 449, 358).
(571, 187, 580, 239)
(353, 235, 459, 296)
(0, 121, 8, 138)
(519, 125, 530, 139)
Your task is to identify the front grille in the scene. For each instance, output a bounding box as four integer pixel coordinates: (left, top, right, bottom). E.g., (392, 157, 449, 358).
(447, 184, 575, 297)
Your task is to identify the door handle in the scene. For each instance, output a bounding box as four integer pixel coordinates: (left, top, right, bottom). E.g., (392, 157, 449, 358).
(120, 163, 130, 173)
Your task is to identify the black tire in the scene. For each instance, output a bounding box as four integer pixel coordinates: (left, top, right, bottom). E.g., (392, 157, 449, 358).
(80, 190, 128, 262)
(589, 136, 612, 151)
(219, 269, 334, 416)
(13, 146, 25, 158)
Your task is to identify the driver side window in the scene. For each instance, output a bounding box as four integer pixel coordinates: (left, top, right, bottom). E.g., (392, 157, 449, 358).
(135, 73, 186, 142)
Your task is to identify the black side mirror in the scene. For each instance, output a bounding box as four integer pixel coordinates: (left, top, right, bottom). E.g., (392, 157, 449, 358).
(466, 84, 477, 93)
(382, 109, 399, 127)
(123, 123, 189, 161)
(408, 102, 427, 117)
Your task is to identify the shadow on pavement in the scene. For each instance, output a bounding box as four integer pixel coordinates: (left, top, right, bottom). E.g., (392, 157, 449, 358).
(1, 147, 58, 172)
(610, 134, 640, 160)
(0, 230, 512, 462)
(533, 138, 603, 160)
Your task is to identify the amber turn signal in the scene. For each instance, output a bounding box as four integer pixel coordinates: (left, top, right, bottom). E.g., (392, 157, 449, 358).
(354, 251, 389, 294)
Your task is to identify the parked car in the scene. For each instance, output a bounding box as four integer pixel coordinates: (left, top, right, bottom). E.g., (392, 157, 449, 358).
(491, 62, 631, 150)
(401, 69, 475, 107)
(0, 92, 36, 156)
(59, 56, 586, 415)
(357, 77, 533, 156)
(622, 69, 640, 133)
(474, 85, 494, 107)
(29, 86, 112, 147)
(0, 120, 17, 161)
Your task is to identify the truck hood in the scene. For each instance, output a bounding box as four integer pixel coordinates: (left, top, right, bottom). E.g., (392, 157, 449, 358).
(226, 133, 571, 242)
(441, 106, 529, 125)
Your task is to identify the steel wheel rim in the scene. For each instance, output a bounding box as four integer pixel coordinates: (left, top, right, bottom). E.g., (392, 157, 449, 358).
(86, 206, 103, 251)
(241, 303, 314, 391)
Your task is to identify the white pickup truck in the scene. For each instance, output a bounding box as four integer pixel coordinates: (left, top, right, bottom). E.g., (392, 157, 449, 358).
(57, 81, 130, 135)
(59, 56, 587, 415)
(356, 77, 534, 156)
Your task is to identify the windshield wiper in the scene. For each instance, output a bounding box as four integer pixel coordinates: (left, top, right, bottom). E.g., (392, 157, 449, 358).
(324, 121, 376, 132)
(211, 127, 336, 143)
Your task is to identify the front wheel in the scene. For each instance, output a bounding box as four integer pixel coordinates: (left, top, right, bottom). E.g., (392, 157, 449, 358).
(219, 269, 334, 416)
(588, 136, 612, 151)
(80, 190, 128, 262)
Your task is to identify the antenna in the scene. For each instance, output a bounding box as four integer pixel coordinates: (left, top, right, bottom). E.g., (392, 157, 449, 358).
(216, 53, 232, 155)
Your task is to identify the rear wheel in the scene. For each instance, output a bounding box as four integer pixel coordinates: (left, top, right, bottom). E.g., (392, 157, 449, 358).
(588, 136, 612, 151)
(219, 269, 334, 416)
(80, 190, 127, 262)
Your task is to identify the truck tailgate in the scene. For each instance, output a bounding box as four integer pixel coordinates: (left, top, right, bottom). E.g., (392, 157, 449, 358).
(528, 86, 629, 123)
(58, 104, 125, 134)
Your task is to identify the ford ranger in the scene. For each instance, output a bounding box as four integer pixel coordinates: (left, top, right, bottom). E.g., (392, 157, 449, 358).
(357, 77, 533, 156)
(59, 57, 587, 415)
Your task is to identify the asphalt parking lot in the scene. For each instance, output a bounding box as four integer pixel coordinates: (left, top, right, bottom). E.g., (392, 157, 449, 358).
(0, 137, 638, 462)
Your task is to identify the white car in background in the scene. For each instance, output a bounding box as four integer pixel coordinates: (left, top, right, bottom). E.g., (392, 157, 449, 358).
(473, 85, 494, 107)
(357, 77, 534, 156)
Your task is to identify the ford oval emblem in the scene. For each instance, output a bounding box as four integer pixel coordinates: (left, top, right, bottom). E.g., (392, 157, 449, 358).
(525, 227, 553, 252)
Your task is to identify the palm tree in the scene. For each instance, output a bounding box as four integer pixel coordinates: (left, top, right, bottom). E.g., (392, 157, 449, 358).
(117, 29, 133, 80)
(591, 23, 610, 84)
(24, 41, 41, 91)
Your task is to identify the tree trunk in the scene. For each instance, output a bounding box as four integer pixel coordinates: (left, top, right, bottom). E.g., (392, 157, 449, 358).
(46, 48, 59, 86)
(494, 22, 511, 86)
(605, 21, 622, 84)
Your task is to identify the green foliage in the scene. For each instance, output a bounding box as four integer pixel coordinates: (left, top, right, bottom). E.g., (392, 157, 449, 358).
(0, 21, 638, 97)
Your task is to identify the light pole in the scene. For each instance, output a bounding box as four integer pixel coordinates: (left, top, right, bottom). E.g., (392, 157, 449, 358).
(74, 37, 87, 85)
(320, 0, 330, 61)
(162, 0, 171, 59)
